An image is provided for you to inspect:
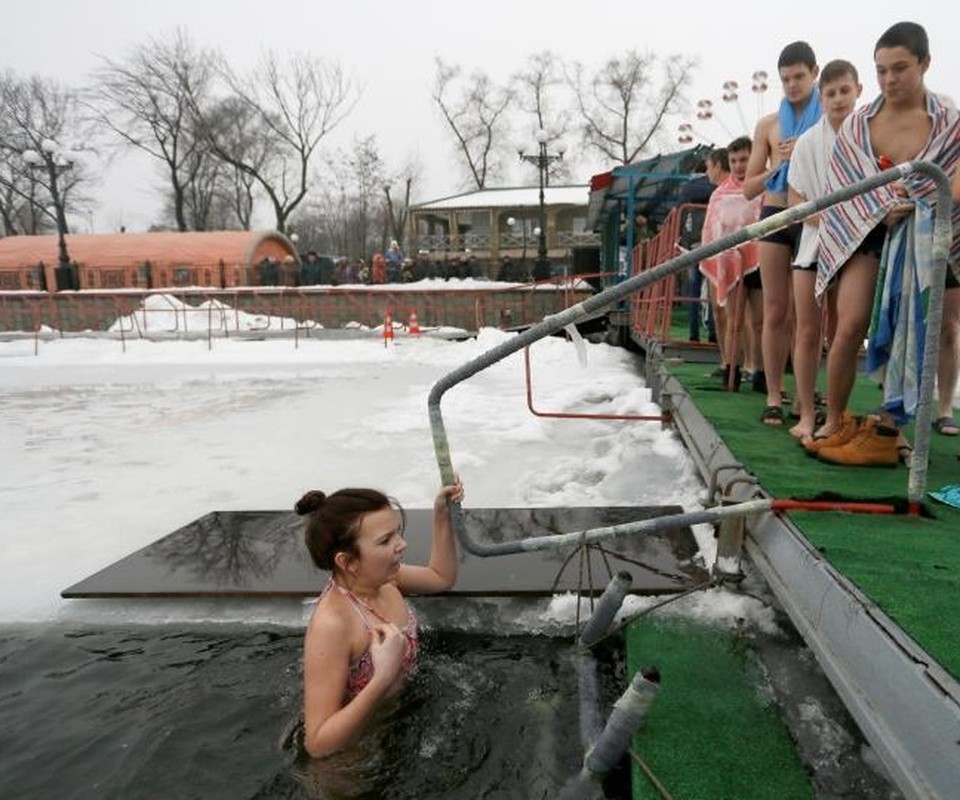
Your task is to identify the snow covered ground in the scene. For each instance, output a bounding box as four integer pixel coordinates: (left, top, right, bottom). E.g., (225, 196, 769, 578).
(1, 297, 782, 632)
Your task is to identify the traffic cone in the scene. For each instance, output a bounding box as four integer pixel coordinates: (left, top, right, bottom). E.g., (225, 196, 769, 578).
(382, 311, 394, 347)
(408, 309, 421, 337)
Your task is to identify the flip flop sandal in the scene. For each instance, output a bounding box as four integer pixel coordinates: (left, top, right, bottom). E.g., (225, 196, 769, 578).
(760, 405, 785, 426)
(933, 416, 960, 436)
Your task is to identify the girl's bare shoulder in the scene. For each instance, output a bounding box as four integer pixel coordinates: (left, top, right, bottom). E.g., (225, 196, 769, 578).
(307, 592, 353, 638)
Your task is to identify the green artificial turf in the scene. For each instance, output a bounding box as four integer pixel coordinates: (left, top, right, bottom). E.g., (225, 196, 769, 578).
(626, 618, 814, 800)
(667, 361, 960, 680)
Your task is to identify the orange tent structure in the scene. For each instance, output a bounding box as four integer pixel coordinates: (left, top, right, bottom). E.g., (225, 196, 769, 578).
(0, 230, 298, 291)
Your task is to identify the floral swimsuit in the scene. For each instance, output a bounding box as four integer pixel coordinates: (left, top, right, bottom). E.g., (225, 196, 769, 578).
(321, 581, 418, 701)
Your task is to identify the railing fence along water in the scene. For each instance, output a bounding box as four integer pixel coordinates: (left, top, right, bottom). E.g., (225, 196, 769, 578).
(0, 278, 609, 350)
(430, 161, 954, 547)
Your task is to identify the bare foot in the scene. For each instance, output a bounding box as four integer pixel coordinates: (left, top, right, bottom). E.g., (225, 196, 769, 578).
(811, 422, 837, 440)
(789, 420, 814, 441)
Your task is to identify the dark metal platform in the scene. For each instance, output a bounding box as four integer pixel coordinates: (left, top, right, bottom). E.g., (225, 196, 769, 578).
(61, 506, 708, 598)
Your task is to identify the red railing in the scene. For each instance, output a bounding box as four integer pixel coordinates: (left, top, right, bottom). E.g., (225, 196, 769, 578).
(630, 203, 711, 343)
(0, 281, 605, 342)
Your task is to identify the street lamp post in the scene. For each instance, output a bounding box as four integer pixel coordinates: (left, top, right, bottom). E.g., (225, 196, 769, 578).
(519, 129, 563, 279)
(22, 139, 78, 290)
(505, 216, 522, 263)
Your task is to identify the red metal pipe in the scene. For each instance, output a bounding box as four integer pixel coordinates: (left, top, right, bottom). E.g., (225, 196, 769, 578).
(523, 346, 666, 422)
(771, 499, 897, 515)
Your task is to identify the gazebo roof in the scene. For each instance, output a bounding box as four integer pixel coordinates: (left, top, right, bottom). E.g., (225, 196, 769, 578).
(0, 230, 295, 269)
(585, 146, 711, 230)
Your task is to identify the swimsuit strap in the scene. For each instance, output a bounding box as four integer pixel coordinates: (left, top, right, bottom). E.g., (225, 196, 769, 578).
(328, 580, 406, 629)
(330, 580, 417, 641)
(325, 580, 376, 629)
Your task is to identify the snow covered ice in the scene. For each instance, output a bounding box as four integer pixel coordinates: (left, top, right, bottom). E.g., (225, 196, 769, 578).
(0, 310, 736, 626)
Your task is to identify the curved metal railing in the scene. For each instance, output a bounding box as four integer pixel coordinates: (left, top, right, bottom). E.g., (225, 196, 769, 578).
(429, 161, 953, 555)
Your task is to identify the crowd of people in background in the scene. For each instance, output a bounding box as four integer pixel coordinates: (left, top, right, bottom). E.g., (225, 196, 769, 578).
(290, 240, 494, 287)
(255, 242, 564, 289)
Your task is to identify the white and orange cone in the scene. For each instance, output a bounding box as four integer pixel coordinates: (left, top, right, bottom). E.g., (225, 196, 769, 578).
(382, 311, 394, 347)
(408, 309, 421, 337)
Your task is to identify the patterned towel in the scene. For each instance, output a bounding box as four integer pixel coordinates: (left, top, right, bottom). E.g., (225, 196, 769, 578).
(865, 201, 933, 424)
(764, 89, 822, 194)
(698, 177, 762, 306)
(817, 93, 960, 300)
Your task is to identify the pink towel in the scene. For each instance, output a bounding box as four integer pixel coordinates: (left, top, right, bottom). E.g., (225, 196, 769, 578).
(698, 177, 762, 306)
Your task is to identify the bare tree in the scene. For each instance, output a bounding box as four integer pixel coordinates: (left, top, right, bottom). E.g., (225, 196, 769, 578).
(432, 58, 512, 190)
(383, 175, 412, 251)
(305, 185, 351, 256)
(347, 136, 386, 258)
(512, 51, 571, 185)
(0, 73, 34, 235)
(91, 29, 217, 231)
(293, 137, 386, 260)
(157, 148, 236, 231)
(181, 146, 227, 230)
(194, 52, 357, 234)
(0, 71, 92, 236)
(570, 50, 695, 165)
(193, 95, 270, 230)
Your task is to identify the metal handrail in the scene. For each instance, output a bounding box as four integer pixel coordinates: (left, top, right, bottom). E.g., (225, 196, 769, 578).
(429, 161, 952, 556)
(523, 345, 667, 422)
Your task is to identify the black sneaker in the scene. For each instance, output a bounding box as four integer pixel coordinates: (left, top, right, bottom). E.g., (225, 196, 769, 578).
(751, 370, 767, 394)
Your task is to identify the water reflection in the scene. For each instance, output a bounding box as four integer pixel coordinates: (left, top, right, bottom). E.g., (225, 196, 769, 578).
(64, 507, 707, 598)
(149, 511, 304, 587)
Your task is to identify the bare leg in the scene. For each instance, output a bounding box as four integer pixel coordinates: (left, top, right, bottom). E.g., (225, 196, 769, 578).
(818, 254, 878, 436)
(711, 285, 728, 368)
(936, 286, 960, 423)
(721, 281, 744, 377)
(745, 289, 764, 374)
(759, 240, 795, 409)
(789, 268, 822, 441)
(823, 286, 838, 351)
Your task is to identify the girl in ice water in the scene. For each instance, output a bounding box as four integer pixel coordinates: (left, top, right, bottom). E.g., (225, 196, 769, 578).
(294, 477, 463, 758)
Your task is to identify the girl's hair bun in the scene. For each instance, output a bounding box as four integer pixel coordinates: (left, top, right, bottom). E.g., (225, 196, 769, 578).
(295, 490, 326, 516)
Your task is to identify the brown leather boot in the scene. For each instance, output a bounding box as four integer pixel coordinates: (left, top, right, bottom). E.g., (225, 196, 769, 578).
(802, 412, 860, 455)
(816, 417, 900, 467)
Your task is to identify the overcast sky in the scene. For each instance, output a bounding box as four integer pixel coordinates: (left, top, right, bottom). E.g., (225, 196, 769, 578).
(5, 1, 956, 232)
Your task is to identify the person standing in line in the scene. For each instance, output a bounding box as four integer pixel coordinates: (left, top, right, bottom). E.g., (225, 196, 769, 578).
(296, 477, 464, 759)
(807, 21, 960, 466)
(744, 41, 821, 425)
(385, 240, 404, 283)
(930, 127, 960, 439)
(786, 60, 863, 443)
(698, 137, 763, 387)
(371, 253, 387, 285)
(943, 150, 960, 447)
